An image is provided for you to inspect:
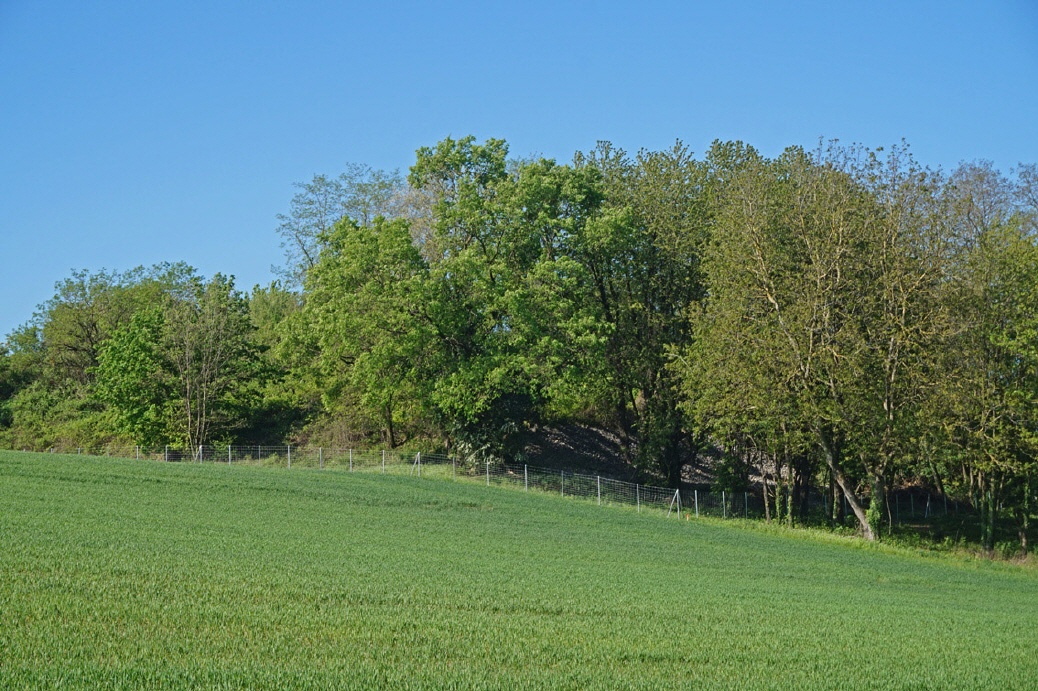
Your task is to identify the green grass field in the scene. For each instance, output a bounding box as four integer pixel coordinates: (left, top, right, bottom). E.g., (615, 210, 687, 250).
(2, 451, 1036, 689)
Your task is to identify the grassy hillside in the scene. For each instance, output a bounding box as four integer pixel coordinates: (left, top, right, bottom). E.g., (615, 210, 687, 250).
(2, 451, 1036, 689)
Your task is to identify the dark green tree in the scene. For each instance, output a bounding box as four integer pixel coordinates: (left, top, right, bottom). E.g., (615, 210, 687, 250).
(572, 141, 710, 484)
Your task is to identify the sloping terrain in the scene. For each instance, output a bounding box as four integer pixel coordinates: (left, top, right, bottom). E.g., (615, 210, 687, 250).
(519, 423, 632, 475)
(1, 451, 1036, 689)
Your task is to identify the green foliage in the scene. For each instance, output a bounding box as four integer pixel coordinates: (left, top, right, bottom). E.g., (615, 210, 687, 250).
(0, 327, 41, 400)
(38, 264, 196, 385)
(234, 282, 309, 444)
(275, 165, 405, 286)
(3, 137, 1037, 550)
(248, 281, 302, 351)
(0, 263, 203, 447)
(683, 141, 957, 538)
(570, 141, 709, 482)
(304, 217, 436, 447)
(0, 380, 118, 449)
(93, 309, 172, 447)
(0, 333, 42, 434)
(73, 270, 263, 449)
(162, 273, 261, 448)
(933, 207, 1038, 550)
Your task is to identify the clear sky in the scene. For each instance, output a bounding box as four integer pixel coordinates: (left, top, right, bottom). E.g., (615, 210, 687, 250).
(2, 0, 1037, 340)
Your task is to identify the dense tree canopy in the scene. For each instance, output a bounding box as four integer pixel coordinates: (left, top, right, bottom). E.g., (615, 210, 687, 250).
(2, 135, 1036, 551)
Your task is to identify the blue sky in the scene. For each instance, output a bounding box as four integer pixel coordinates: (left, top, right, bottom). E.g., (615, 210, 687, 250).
(2, 0, 1037, 339)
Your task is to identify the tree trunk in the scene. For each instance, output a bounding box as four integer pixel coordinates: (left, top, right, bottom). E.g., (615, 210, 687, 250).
(1021, 474, 1031, 557)
(820, 433, 874, 540)
(759, 450, 772, 523)
(795, 457, 811, 522)
(984, 488, 996, 553)
(867, 470, 887, 541)
(981, 476, 998, 553)
(827, 470, 836, 526)
(785, 460, 794, 528)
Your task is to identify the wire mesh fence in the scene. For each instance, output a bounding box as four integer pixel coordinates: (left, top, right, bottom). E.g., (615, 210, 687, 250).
(22, 444, 967, 524)
(450, 460, 683, 516)
(28, 444, 690, 517)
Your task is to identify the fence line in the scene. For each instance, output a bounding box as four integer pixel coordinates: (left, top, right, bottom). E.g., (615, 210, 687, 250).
(25, 444, 964, 524)
(28, 444, 693, 519)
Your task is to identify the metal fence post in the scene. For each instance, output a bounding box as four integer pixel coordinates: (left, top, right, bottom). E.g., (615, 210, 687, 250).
(637, 484, 640, 513)
(349, 449, 353, 472)
(486, 461, 490, 486)
(319, 447, 323, 470)
(228, 445, 232, 465)
(561, 470, 564, 497)
(136, 446, 140, 461)
(452, 455, 455, 480)
(165, 445, 168, 462)
(382, 450, 385, 474)
(694, 489, 699, 518)
(287, 445, 291, 469)
(744, 491, 748, 517)
(722, 490, 726, 519)
(597, 476, 601, 505)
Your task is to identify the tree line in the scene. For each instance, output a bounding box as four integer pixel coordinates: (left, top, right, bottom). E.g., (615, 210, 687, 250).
(1, 136, 1036, 549)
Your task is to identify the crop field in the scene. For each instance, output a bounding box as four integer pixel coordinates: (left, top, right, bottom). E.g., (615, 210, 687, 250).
(2, 451, 1037, 689)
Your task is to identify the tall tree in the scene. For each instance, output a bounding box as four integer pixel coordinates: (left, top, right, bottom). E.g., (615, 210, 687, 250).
(91, 273, 260, 450)
(37, 264, 193, 386)
(934, 162, 1038, 551)
(164, 274, 258, 450)
(686, 141, 948, 539)
(275, 165, 404, 286)
(407, 137, 614, 461)
(406, 136, 537, 459)
(571, 141, 709, 484)
(304, 217, 436, 448)
(93, 309, 172, 447)
(681, 141, 811, 522)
